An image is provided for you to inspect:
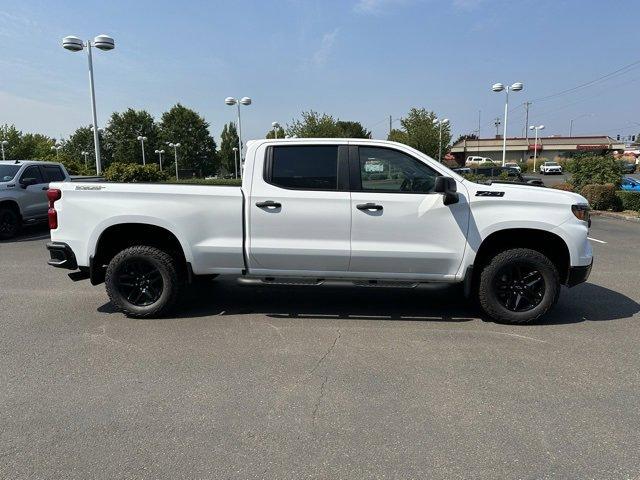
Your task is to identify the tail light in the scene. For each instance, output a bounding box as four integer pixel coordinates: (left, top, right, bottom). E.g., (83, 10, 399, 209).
(47, 188, 62, 229)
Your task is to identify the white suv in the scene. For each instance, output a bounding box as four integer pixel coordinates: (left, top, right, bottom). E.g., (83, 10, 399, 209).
(540, 161, 563, 175)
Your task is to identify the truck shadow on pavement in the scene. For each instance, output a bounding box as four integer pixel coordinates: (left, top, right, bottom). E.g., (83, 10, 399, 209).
(0, 225, 50, 243)
(99, 277, 640, 325)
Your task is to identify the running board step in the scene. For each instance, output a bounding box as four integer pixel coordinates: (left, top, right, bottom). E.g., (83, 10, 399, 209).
(237, 277, 420, 288)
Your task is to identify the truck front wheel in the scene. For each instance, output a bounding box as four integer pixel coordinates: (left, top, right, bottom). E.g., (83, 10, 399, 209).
(478, 248, 560, 324)
(105, 246, 181, 318)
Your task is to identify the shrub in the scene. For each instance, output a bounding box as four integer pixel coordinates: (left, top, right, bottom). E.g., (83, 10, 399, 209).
(462, 173, 489, 184)
(552, 182, 575, 192)
(616, 191, 640, 212)
(104, 163, 169, 183)
(570, 155, 623, 191)
(580, 184, 621, 211)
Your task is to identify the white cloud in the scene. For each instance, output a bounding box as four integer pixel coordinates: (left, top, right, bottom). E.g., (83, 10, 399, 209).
(452, 0, 483, 10)
(312, 29, 339, 67)
(354, 0, 409, 14)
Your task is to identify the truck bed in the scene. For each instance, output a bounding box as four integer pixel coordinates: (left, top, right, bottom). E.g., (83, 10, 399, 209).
(50, 182, 245, 275)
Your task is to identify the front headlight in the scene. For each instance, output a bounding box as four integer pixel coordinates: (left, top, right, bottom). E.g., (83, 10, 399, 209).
(572, 204, 590, 226)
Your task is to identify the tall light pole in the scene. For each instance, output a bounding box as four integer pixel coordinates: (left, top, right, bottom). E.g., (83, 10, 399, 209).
(492, 81, 524, 166)
(272, 121, 280, 139)
(51, 144, 63, 158)
(529, 125, 545, 173)
(136, 135, 147, 165)
(154, 149, 165, 171)
(433, 118, 449, 162)
(62, 34, 114, 175)
(168, 142, 181, 180)
(81, 150, 89, 167)
(232, 147, 238, 179)
(225, 96, 251, 163)
(569, 113, 593, 137)
(1, 140, 8, 161)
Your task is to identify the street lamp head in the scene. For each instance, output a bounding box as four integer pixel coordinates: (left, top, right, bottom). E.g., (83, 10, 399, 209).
(1, 140, 8, 146)
(433, 118, 439, 124)
(225, 97, 237, 106)
(538, 125, 545, 130)
(511, 82, 524, 91)
(62, 35, 84, 52)
(492, 83, 505, 92)
(175, 143, 181, 147)
(529, 125, 535, 130)
(232, 147, 238, 152)
(240, 97, 252, 106)
(137, 136, 147, 141)
(93, 34, 115, 51)
(272, 121, 280, 128)
(442, 118, 449, 125)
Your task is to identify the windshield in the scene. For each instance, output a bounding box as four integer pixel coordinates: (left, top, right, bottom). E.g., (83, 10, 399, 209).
(546, 162, 559, 166)
(0, 165, 20, 182)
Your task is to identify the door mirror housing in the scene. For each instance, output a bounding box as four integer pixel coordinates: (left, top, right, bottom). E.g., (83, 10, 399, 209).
(20, 178, 38, 188)
(434, 176, 459, 205)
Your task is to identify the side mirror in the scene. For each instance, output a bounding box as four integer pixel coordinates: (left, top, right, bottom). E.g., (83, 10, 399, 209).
(434, 176, 459, 206)
(20, 178, 38, 188)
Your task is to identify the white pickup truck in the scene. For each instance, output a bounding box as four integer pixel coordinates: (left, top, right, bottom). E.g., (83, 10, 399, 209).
(46, 139, 593, 324)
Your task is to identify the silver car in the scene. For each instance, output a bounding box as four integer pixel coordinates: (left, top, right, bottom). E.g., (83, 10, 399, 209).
(0, 160, 70, 239)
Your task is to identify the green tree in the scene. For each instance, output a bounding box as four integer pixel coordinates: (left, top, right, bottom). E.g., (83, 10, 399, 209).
(62, 126, 98, 170)
(387, 108, 451, 159)
(265, 125, 286, 139)
(336, 120, 371, 138)
(0, 124, 22, 160)
(159, 104, 218, 177)
(219, 122, 239, 176)
(286, 111, 343, 138)
(568, 155, 624, 191)
(103, 108, 158, 167)
(14, 132, 56, 160)
(286, 111, 372, 138)
(452, 133, 477, 145)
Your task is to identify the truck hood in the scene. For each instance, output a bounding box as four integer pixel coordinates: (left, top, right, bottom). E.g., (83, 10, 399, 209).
(464, 179, 588, 206)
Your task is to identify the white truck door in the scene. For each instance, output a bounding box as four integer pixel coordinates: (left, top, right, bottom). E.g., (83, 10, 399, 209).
(348, 145, 469, 279)
(248, 143, 351, 274)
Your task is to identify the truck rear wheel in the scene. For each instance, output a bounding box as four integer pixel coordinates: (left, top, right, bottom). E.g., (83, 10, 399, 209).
(105, 246, 181, 318)
(478, 248, 560, 324)
(0, 206, 20, 240)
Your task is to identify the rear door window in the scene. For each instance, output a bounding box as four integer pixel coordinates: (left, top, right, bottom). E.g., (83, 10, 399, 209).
(269, 145, 338, 190)
(41, 165, 65, 182)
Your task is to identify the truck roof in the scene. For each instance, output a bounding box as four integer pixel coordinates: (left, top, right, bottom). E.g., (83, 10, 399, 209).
(0, 160, 63, 166)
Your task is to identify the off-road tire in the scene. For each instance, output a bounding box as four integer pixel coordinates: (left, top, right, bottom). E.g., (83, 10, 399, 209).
(0, 206, 20, 240)
(478, 248, 560, 324)
(105, 246, 182, 318)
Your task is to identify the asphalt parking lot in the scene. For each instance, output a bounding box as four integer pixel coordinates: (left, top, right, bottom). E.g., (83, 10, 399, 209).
(1, 218, 639, 479)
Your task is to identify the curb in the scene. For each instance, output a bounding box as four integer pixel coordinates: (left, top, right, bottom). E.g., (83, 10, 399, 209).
(591, 210, 640, 223)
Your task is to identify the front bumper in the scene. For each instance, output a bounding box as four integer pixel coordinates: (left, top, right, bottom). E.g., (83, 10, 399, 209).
(47, 242, 78, 270)
(566, 259, 593, 287)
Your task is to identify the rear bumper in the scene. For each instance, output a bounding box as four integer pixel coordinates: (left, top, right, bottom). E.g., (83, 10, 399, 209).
(47, 242, 78, 270)
(566, 259, 592, 287)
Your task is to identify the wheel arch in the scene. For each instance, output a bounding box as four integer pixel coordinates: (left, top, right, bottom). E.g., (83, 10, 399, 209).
(90, 222, 190, 285)
(472, 228, 571, 285)
(0, 199, 22, 217)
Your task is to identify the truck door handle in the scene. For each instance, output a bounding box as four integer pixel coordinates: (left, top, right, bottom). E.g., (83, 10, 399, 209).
(256, 200, 282, 209)
(356, 203, 383, 211)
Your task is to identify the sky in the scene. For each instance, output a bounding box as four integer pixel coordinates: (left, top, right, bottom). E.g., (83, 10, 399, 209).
(1, 0, 638, 145)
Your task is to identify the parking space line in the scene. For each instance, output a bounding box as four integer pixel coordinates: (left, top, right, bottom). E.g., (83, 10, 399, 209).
(588, 237, 607, 244)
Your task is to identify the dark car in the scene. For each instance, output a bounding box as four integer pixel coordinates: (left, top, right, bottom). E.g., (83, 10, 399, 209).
(465, 166, 545, 187)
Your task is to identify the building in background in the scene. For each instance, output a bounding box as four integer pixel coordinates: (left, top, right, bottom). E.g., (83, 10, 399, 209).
(450, 135, 625, 165)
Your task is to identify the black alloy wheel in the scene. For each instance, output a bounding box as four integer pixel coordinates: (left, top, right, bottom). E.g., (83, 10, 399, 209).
(493, 263, 545, 312)
(114, 259, 164, 307)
